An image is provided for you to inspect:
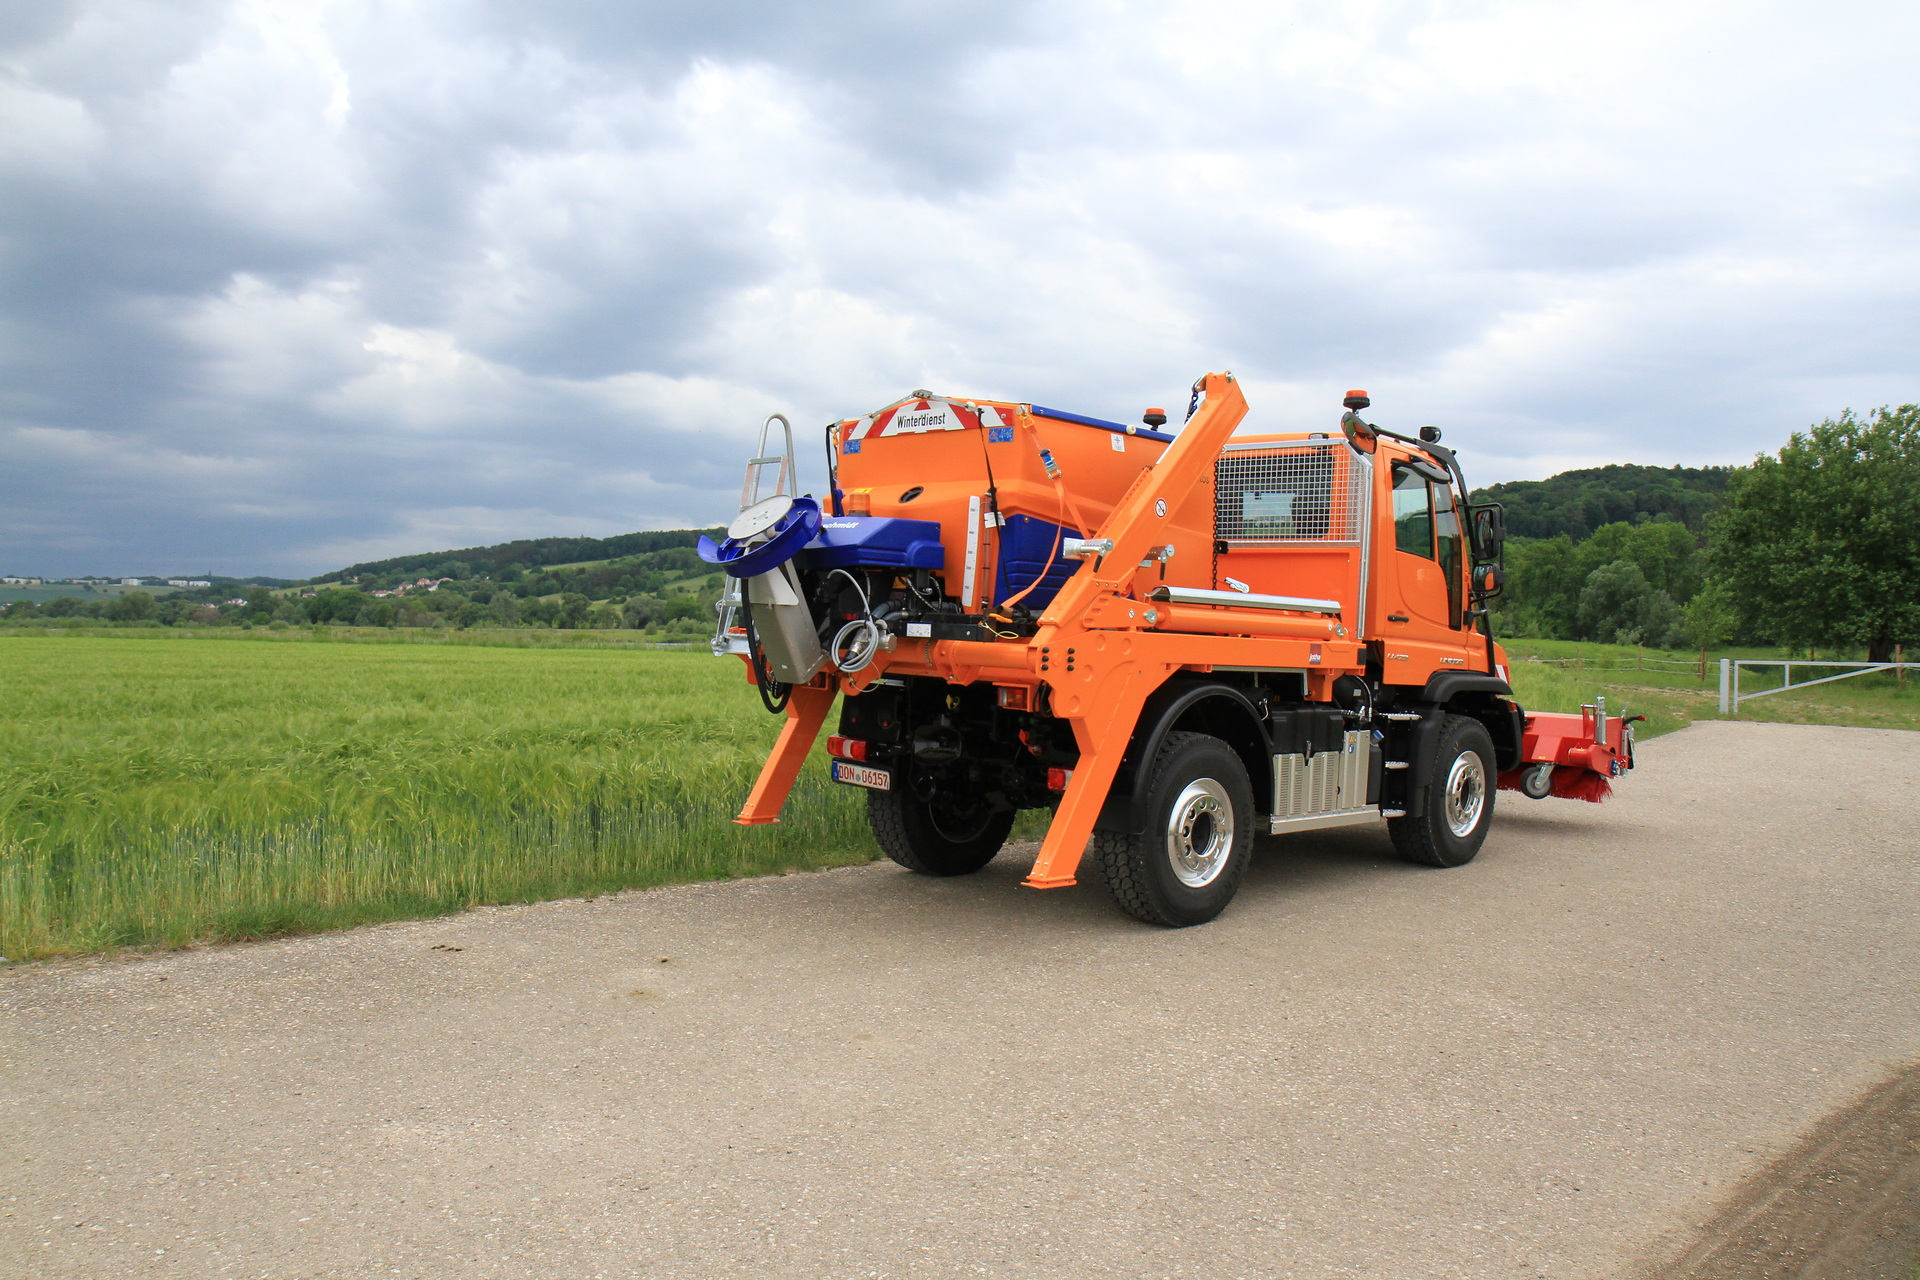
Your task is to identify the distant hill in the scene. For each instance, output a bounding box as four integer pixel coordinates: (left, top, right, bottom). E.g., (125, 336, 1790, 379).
(1469, 464, 1734, 541)
(327, 529, 722, 584)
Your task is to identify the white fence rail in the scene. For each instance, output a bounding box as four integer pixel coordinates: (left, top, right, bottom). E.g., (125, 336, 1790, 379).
(1719, 659, 1914, 715)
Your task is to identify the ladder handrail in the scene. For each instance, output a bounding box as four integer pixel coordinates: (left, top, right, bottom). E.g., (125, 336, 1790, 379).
(741, 414, 796, 511)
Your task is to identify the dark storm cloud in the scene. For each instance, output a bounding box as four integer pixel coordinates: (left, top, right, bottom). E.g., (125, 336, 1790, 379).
(0, 0, 1915, 576)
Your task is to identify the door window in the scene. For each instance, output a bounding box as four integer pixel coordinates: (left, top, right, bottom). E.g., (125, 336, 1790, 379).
(1392, 465, 1433, 557)
(1433, 482, 1464, 626)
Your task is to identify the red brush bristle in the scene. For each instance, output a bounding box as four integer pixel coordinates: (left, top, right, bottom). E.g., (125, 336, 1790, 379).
(1550, 767, 1613, 803)
(1495, 769, 1528, 793)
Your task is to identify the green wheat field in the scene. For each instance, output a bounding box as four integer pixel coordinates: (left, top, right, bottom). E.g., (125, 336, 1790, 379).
(2, 630, 1913, 961)
(0, 634, 878, 961)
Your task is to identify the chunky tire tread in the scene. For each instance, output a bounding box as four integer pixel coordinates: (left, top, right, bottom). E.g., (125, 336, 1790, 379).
(1388, 713, 1496, 869)
(1091, 829, 1152, 922)
(867, 786, 1012, 877)
(1094, 731, 1253, 928)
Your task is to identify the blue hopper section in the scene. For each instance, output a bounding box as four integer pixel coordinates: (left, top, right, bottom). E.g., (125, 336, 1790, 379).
(995, 514, 1082, 610)
(800, 516, 946, 571)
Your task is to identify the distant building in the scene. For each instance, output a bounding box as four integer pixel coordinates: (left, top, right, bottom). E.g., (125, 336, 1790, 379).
(166, 579, 211, 588)
(225, 598, 249, 606)
(120, 578, 143, 586)
(2, 576, 39, 585)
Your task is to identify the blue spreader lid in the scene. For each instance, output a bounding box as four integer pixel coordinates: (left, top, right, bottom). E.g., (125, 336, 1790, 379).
(801, 516, 945, 571)
(1029, 404, 1175, 444)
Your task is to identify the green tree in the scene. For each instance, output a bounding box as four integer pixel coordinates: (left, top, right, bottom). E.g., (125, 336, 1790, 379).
(303, 588, 370, 624)
(1583, 519, 1701, 602)
(1576, 561, 1682, 646)
(1681, 578, 1739, 650)
(107, 591, 157, 622)
(1710, 405, 1920, 662)
(555, 592, 592, 629)
(622, 595, 665, 629)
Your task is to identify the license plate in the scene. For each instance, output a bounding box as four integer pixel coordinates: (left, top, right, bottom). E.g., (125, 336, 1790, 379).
(830, 760, 891, 791)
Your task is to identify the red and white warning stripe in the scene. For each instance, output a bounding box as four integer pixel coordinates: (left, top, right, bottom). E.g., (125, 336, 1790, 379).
(845, 396, 1009, 441)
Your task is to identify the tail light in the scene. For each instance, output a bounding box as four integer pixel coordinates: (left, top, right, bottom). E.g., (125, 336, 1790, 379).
(826, 735, 868, 762)
(1046, 767, 1073, 792)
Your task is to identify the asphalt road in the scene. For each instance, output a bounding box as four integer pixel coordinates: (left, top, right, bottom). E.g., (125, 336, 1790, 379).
(4, 720, 1917, 1279)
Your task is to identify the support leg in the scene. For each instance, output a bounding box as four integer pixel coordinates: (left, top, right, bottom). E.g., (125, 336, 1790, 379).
(734, 682, 838, 825)
(1023, 666, 1157, 889)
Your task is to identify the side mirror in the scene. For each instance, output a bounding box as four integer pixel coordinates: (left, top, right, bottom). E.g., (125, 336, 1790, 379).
(1471, 504, 1505, 560)
(1470, 562, 1505, 598)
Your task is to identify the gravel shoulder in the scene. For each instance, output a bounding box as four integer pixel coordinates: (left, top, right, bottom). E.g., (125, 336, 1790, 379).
(4, 719, 1918, 1279)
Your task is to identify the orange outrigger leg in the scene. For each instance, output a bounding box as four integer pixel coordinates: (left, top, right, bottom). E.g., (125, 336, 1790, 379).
(734, 680, 837, 825)
(1021, 667, 1159, 888)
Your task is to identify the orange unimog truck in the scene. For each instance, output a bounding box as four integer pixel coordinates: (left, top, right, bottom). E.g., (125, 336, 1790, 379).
(701, 373, 1635, 926)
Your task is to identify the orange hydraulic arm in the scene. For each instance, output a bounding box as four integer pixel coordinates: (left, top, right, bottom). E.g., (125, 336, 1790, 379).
(1021, 372, 1250, 888)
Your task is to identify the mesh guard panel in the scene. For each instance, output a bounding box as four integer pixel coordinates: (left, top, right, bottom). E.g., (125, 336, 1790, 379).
(1215, 444, 1366, 543)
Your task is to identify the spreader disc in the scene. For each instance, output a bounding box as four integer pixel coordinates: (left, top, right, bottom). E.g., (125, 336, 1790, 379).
(728, 495, 795, 541)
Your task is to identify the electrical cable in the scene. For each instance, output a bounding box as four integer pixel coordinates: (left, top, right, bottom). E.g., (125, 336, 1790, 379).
(826, 569, 883, 672)
(971, 409, 1007, 612)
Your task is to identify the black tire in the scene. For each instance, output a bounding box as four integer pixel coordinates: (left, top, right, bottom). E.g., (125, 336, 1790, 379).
(1389, 714, 1496, 868)
(1091, 731, 1253, 927)
(867, 783, 1014, 877)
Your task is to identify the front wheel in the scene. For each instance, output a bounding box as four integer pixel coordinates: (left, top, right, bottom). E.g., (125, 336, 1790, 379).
(1389, 714, 1496, 868)
(867, 783, 1014, 877)
(1092, 731, 1254, 927)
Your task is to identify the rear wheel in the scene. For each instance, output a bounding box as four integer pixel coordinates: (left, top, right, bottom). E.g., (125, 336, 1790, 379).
(1389, 714, 1496, 868)
(867, 782, 1013, 877)
(1092, 731, 1253, 927)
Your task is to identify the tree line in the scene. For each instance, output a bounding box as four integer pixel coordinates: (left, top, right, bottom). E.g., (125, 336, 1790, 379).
(1481, 406, 1920, 661)
(1, 546, 724, 635)
(329, 528, 721, 584)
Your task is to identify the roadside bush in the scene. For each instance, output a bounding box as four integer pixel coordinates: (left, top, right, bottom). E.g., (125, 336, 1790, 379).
(1576, 560, 1684, 647)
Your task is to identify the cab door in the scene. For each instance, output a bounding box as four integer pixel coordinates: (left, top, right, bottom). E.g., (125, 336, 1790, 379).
(1377, 458, 1469, 684)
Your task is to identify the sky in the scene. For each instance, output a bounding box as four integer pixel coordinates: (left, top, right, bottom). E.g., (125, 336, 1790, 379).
(2, 0, 1916, 578)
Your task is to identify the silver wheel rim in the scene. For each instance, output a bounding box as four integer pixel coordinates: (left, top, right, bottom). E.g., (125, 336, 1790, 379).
(1444, 751, 1487, 837)
(1166, 778, 1233, 888)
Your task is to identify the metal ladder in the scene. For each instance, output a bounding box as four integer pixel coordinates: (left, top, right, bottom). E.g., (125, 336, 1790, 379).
(711, 415, 795, 655)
